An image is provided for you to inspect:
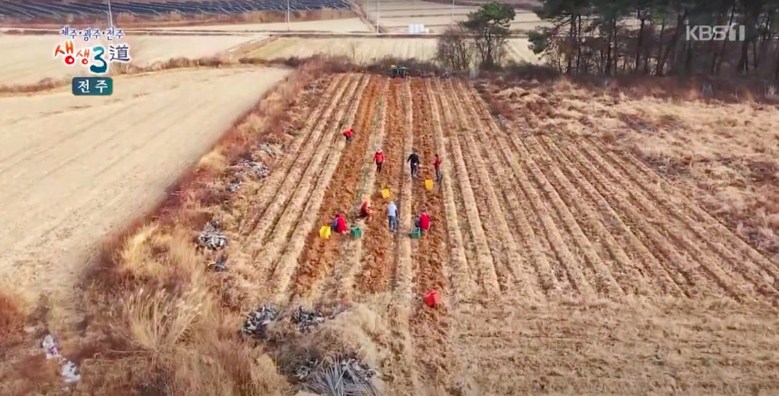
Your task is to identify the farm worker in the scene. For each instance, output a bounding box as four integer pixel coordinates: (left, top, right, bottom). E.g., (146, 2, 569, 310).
(359, 197, 372, 218)
(407, 149, 420, 179)
(343, 128, 354, 143)
(433, 154, 443, 183)
(415, 208, 431, 233)
(386, 201, 399, 232)
(331, 212, 348, 234)
(374, 148, 385, 173)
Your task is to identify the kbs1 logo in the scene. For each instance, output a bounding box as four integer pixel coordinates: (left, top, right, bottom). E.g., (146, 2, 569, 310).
(685, 22, 746, 41)
(54, 25, 132, 76)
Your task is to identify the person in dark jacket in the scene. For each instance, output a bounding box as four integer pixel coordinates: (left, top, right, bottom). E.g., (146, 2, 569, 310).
(407, 150, 420, 178)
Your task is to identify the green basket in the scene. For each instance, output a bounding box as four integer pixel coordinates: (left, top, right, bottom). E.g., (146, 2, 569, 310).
(350, 226, 362, 239)
(409, 228, 422, 239)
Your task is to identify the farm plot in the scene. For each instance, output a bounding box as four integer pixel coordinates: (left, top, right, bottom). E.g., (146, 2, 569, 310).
(355, 0, 548, 33)
(0, 33, 266, 86)
(242, 36, 539, 64)
(376, 12, 548, 33)
(0, 66, 288, 319)
(245, 37, 438, 63)
(200, 74, 779, 394)
(0, 0, 351, 20)
(147, 17, 372, 32)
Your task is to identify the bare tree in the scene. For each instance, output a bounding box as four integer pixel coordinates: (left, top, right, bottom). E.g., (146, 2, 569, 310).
(435, 25, 475, 71)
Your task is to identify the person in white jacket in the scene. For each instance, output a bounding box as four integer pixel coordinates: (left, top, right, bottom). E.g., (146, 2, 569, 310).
(386, 201, 399, 233)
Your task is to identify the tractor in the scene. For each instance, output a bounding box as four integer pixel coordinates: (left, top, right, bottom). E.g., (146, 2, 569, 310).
(389, 64, 409, 78)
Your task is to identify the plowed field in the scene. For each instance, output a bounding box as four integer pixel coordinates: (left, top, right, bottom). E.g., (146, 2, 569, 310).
(218, 73, 779, 394)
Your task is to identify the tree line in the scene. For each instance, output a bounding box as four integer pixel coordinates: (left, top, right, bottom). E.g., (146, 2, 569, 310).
(435, 0, 779, 80)
(528, 0, 779, 79)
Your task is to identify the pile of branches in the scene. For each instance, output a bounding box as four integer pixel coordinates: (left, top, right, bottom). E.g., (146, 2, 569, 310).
(236, 158, 270, 179)
(240, 303, 380, 395)
(225, 158, 270, 194)
(241, 305, 279, 340)
(299, 352, 379, 396)
(197, 219, 228, 250)
(291, 306, 325, 333)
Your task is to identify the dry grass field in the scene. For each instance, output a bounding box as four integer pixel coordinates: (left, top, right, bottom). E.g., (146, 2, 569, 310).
(482, 79, 779, 265)
(243, 36, 539, 64)
(9, 71, 772, 394)
(0, 33, 268, 85)
(0, 66, 288, 333)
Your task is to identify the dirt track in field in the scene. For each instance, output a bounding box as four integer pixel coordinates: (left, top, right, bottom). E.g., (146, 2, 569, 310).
(0, 67, 288, 320)
(220, 73, 779, 394)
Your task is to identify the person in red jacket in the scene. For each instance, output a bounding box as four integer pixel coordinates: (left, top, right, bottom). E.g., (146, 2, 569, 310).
(343, 128, 354, 143)
(415, 208, 431, 233)
(433, 154, 443, 184)
(373, 148, 385, 173)
(331, 212, 348, 234)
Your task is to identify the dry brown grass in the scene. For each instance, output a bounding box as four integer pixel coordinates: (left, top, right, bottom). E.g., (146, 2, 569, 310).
(0, 290, 25, 340)
(482, 77, 779, 262)
(0, 56, 237, 95)
(0, 59, 343, 394)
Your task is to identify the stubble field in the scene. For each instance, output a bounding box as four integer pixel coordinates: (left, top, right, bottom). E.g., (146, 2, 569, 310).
(243, 36, 539, 64)
(0, 33, 271, 85)
(0, 66, 288, 327)
(95, 72, 779, 394)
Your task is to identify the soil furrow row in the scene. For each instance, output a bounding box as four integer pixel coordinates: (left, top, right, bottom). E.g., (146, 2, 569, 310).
(496, 128, 624, 297)
(593, 140, 779, 298)
(453, 93, 596, 298)
(243, 74, 359, 252)
(493, 132, 597, 299)
(408, 78, 453, 388)
(446, 79, 536, 298)
(433, 78, 500, 296)
(521, 134, 650, 296)
(355, 79, 405, 295)
(425, 78, 476, 301)
(575, 140, 753, 301)
(454, 81, 563, 297)
(289, 75, 381, 302)
(322, 79, 390, 303)
(429, 79, 481, 300)
(393, 78, 416, 298)
(389, 78, 423, 395)
(437, 85, 576, 297)
(548, 137, 699, 295)
(253, 75, 368, 299)
(537, 135, 685, 297)
(237, 74, 348, 237)
(556, 139, 737, 299)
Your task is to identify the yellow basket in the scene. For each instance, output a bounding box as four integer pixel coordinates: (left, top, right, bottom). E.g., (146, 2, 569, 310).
(381, 188, 391, 199)
(424, 179, 434, 190)
(319, 225, 332, 239)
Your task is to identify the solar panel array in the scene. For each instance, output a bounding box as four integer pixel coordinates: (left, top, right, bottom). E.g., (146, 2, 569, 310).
(0, 0, 351, 19)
